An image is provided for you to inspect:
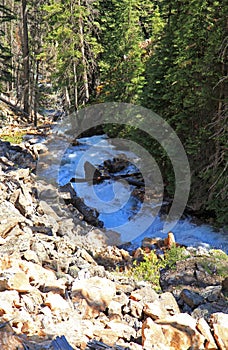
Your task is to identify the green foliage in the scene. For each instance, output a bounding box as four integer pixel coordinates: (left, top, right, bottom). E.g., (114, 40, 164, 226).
(0, 0, 227, 226)
(42, 0, 102, 108)
(130, 250, 163, 290)
(0, 4, 15, 90)
(128, 246, 189, 290)
(98, 0, 153, 104)
(110, 0, 227, 226)
(0, 131, 26, 144)
(199, 250, 228, 278)
(165, 246, 190, 270)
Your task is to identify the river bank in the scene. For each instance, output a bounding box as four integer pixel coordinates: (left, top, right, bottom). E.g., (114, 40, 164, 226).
(0, 103, 228, 349)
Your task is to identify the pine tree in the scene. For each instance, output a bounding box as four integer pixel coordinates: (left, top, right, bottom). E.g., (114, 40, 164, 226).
(43, 0, 101, 111)
(143, 0, 228, 224)
(0, 2, 15, 92)
(98, 0, 151, 104)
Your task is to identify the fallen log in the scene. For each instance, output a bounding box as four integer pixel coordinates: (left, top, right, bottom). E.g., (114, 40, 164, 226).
(0, 96, 29, 119)
(70, 165, 144, 187)
(60, 183, 104, 228)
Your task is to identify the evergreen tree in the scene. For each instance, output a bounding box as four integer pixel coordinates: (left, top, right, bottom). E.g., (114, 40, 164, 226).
(143, 0, 227, 223)
(98, 0, 152, 104)
(43, 0, 101, 111)
(0, 3, 15, 92)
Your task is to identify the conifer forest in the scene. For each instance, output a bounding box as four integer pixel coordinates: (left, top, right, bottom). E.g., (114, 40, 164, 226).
(0, 0, 227, 226)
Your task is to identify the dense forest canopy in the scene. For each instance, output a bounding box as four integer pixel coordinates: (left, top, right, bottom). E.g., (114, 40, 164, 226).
(0, 0, 227, 226)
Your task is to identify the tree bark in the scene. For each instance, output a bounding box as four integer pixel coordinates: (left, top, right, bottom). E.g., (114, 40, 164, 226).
(78, 0, 89, 104)
(21, 0, 30, 116)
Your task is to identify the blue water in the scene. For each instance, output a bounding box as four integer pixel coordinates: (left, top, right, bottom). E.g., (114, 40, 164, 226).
(49, 135, 228, 253)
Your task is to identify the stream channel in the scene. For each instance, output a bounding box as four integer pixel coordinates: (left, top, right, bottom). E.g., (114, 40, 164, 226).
(37, 133, 228, 253)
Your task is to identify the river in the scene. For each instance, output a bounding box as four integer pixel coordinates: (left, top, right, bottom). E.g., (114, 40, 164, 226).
(37, 133, 228, 253)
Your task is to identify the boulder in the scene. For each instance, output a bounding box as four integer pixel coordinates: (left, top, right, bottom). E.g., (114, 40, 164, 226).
(143, 292, 180, 320)
(210, 313, 228, 350)
(180, 288, 204, 308)
(0, 270, 32, 292)
(72, 277, 116, 318)
(142, 317, 169, 349)
(0, 201, 26, 238)
(155, 313, 205, 350)
(196, 317, 218, 349)
(44, 292, 71, 313)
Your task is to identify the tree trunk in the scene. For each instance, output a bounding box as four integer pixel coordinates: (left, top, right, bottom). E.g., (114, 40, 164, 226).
(78, 0, 89, 104)
(21, 0, 30, 116)
(73, 60, 78, 111)
(33, 60, 39, 126)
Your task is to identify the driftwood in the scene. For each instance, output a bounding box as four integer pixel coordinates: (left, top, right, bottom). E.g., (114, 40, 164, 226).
(70, 174, 144, 187)
(70, 160, 144, 188)
(60, 183, 104, 228)
(70, 174, 145, 187)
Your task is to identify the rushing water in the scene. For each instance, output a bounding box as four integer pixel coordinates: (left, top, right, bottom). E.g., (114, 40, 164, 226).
(39, 134, 228, 253)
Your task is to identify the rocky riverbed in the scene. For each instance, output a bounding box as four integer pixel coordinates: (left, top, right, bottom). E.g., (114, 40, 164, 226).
(0, 109, 228, 349)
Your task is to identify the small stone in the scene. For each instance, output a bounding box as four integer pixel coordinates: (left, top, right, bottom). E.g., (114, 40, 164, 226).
(129, 299, 143, 318)
(113, 292, 129, 307)
(20, 260, 57, 288)
(130, 286, 158, 303)
(108, 300, 122, 318)
(159, 292, 180, 316)
(0, 290, 20, 316)
(144, 300, 165, 320)
(202, 286, 222, 302)
(15, 188, 33, 217)
(23, 250, 39, 264)
(143, 292, 179, 320)
(0, 201, 26, 238)
(93, 328, 119, 346)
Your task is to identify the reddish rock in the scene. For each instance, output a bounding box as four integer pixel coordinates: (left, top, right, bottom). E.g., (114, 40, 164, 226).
(164, 232, 176, 248)
(210, 313, 228, 350)
(196, 317, 218, 349)
(142, 317, 169, 349)
(155, 313, 205, 350)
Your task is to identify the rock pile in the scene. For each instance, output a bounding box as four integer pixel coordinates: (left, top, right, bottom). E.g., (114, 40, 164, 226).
(0, 138, 228, 349)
